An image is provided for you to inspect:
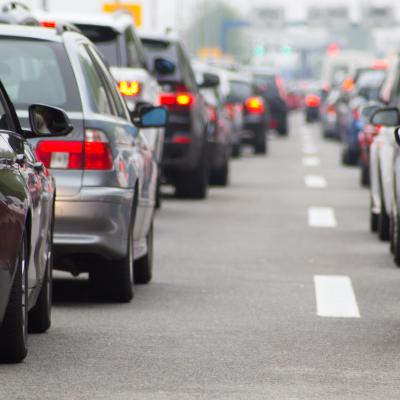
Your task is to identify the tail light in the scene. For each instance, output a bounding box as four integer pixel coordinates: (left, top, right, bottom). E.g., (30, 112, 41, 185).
(245, 96, 264, 114)
(225, 103, 235, 119)
(118, 81, 140, 97)
(342, 77, 355, 92)
(327, 105, 336, 116)
(40, 20, 57, 28)
(159, 92, 195, 108)
(305, 94, 320, 108)
(36, 129, 113, 170)
(207, 106, 218, 123)
(353, 109, 360, 120)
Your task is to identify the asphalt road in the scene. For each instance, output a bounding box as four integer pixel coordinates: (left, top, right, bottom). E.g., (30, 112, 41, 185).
(2, 112, 400, 399)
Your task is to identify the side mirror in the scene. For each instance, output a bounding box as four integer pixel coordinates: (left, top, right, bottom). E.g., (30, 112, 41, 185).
(29, 104, 73, 137)
(360, 104, 381, 121)
(370, 107, 400, 127)
(199, 72, 220, 89)
(132, 103, 168, 128)
(154, 58, 176, 75)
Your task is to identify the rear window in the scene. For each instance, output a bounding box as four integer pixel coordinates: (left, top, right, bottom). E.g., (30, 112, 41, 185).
(228, 80, 253, 102)
(76, 25, 119, 66)
(254, 74, 278, 96)
(356, 69, 386, 88)
(0, 38, 81, 111)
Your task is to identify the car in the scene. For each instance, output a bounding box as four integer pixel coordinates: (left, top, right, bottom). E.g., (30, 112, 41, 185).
(368, 57, 400, 240)
(225, 71, 268, 154)
(251, 70, 288, 136)
(0, 25, 165, 302)
(0, 79, 72, 362)
(304, 93, 321, 123)
(141, 33, 210, 199)
(0, 1, 39, 26)
(205, 66, 244, 158)
(192, 62, 232, 186)
(35, 11, 166, 208)
(358, 102, 382, 187)
(320, 87, 341, 139)
(336, 66, 387, 166)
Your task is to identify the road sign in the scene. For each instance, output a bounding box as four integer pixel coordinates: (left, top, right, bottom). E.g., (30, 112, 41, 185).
(103, 3, 142, 27)
(252, 7, 285, 29)
(308, 6, 349, 29)
(361, 5, 395, 28)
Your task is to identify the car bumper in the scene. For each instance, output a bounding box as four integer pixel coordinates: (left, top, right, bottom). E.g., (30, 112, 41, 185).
(54, 187, 135, 263)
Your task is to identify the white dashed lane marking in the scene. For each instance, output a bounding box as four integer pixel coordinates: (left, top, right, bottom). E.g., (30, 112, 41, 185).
(314, 275, 360, 318)
(308, 207, 337, 228)
(302, 156, 320, 167)
(304, 175, 327, 189)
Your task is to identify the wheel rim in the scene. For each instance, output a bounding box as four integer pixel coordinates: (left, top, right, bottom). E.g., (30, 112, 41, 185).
(21, 240, 27, 345)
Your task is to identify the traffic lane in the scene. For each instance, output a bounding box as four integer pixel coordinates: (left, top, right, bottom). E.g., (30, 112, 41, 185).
(0, 113, 400, 399)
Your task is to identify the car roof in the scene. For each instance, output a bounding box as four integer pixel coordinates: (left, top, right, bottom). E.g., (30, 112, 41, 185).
(34, 11, 133, 33)
(139, 31, 178, 44)
(0, 24, 63, 42)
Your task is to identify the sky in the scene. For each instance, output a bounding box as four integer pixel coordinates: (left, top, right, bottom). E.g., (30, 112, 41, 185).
(21, 0, 400, 31)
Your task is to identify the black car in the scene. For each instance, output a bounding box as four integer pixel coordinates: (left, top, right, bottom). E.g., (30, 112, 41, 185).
(0, 80, 72, 363)
(252, 71, 288, 136)
(141, 33, 210, 199)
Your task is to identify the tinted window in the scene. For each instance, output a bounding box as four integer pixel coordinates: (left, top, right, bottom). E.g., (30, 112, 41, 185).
(78, 45, 113, 115)
(0, 97, 12, 131)
(86, 45, 129, 120)
(228, 80, 253, 101)
(254, 74, 278, 96)
(356, 69, 386, 88)
(0, 39, 81, 111)
(76, 24, 120, 66)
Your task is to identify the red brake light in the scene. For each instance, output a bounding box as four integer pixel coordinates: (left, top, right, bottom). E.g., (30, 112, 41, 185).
(84, 129, 113, 170)
(40, 20, 57, 28)
(172, 135, 191, 144)
(245, 96, 264, 114)
(36, 141, 83, 169)
(159, 92, 195, 108)
(207, 106, 218, 123)
(305, 94, 321, 108)
(35, 130, 113, 170)
(118, 81, 140, 97)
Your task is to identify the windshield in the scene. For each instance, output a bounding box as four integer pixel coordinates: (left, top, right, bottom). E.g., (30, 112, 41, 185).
(0, 39, 81, 111)
(76, 25, 119, 66)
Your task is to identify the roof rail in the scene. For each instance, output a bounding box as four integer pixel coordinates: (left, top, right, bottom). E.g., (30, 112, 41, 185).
(55, 21, 81, 35)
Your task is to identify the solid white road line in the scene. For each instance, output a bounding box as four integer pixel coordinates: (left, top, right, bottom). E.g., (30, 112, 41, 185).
(308, 207, 337, 228)
(314, 275, 360, 318)
(304, 175, 327, 189)
(302, 156, 320, 167)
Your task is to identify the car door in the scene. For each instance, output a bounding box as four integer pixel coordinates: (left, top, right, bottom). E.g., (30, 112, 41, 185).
(85, 44, 156, 240)
(0, 82, 47, 299)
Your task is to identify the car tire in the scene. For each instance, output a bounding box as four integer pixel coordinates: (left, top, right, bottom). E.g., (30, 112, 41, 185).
(231, 142, 241, 158)
(134, 221, 153, 284)
(155, 174, 162, 210)
(28, 215, 53, 334)
(254, 129, 267, 154)
(370, 197, 378, 233)
(0, 231, 28, 363)
(378, 187, 390, 241)
(277, 119, 288, 136)
(210, 161, 229, 186)
(360, 163, 370, 187)
(175, 149, 208, 199)
(393, 212, 400, 266)
(89, 221, 134, 303)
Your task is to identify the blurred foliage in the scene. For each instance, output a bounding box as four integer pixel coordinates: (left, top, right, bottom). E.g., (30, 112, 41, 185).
(186, 0, 250, 63)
